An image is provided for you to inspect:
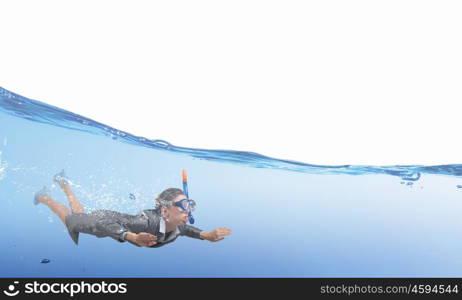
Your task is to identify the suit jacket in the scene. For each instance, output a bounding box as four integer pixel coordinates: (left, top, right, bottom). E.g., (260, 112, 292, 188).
(64, 208, 204, 247)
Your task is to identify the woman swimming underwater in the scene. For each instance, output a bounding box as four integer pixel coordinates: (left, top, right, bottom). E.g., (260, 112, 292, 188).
(34, 170, 232, 247)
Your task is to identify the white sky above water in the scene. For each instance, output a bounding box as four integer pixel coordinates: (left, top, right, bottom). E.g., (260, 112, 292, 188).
(1, 0, 461, 165)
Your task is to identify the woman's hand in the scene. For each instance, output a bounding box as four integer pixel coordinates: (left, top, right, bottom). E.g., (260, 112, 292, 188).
(127, 232, 157, 247)
(200, 228, 232, 242)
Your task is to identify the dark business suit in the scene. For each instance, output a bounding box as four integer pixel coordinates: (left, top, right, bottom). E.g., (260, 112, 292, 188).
(64, 208, 204, 247)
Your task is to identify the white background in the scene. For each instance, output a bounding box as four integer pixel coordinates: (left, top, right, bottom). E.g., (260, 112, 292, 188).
(1, 0, 461, 165)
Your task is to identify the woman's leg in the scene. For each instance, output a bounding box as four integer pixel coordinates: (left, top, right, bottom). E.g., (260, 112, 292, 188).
(36, 195, 70, 225)
(59, 184, 85, 214)
(54, 170, 85, 214)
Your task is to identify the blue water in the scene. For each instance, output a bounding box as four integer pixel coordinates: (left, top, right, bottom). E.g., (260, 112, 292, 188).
(1, 87, 462, 277)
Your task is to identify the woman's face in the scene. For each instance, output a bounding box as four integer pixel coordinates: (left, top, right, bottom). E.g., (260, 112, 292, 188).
(163, 194, 189, 226)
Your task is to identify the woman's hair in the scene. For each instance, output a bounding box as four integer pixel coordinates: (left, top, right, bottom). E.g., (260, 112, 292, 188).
(155, 188, 184, 209)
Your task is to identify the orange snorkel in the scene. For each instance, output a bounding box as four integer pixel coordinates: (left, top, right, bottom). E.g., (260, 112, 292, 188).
(182, 169, 195, 224)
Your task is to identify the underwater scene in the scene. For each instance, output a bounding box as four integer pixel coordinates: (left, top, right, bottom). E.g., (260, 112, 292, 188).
(1, 86, 462, 277)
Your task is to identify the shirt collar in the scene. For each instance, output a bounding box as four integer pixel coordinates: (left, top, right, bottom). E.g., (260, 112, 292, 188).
(159, 217, 180, 242)
(159, 216, 166, 234)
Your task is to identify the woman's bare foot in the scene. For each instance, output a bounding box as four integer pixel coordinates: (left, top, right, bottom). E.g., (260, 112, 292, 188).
(53, 169, 71, 189)
(33, 186, 70, 224)
(53, 170, 84, 214)
(34, 186, 51, 205)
